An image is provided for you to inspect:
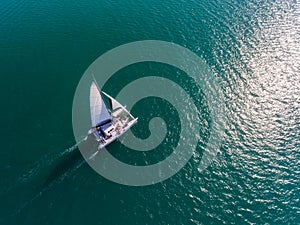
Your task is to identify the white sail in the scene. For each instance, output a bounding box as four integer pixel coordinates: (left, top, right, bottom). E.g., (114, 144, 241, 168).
(90, 82, 111, 127)
(110, 97, 123, 111)
(102, 91, 135, 119)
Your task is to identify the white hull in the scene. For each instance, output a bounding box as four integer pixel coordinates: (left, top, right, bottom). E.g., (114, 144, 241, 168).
(97, 118, 137, 149)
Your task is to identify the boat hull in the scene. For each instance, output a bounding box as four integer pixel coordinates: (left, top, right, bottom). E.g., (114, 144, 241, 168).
(97, 118, 138, 149)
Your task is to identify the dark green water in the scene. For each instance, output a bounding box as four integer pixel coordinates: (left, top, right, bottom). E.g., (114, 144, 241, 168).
(1, 0, 299, 224)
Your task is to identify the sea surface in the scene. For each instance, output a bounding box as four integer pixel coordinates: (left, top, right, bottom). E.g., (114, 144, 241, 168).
(0, 0, 299, 224)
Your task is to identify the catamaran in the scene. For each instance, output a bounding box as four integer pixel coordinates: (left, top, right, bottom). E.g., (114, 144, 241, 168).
(88, 79, 138, 149)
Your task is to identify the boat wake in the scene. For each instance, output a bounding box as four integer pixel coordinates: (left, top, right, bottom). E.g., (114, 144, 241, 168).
(13, 158, 86, 216)
(16, 136, 87, 184)
(3, 136, 89, 218)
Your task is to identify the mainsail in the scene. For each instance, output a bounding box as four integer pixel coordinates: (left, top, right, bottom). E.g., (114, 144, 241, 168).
(90, 82, 111, 127)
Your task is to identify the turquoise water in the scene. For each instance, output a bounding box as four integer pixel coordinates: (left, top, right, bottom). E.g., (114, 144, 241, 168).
(1, 0, 299, 224)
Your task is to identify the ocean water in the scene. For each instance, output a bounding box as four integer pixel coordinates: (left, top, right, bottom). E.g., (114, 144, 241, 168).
(0, 0, 299, 224)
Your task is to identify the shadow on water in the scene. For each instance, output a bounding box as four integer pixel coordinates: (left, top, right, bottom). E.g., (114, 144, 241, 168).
(41, 135, 97, 189)
(42, 145, 84, 188)
(8, 137, 98, 217)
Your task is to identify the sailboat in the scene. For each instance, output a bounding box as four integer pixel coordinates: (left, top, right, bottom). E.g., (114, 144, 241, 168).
(88, 79, 138, 149)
